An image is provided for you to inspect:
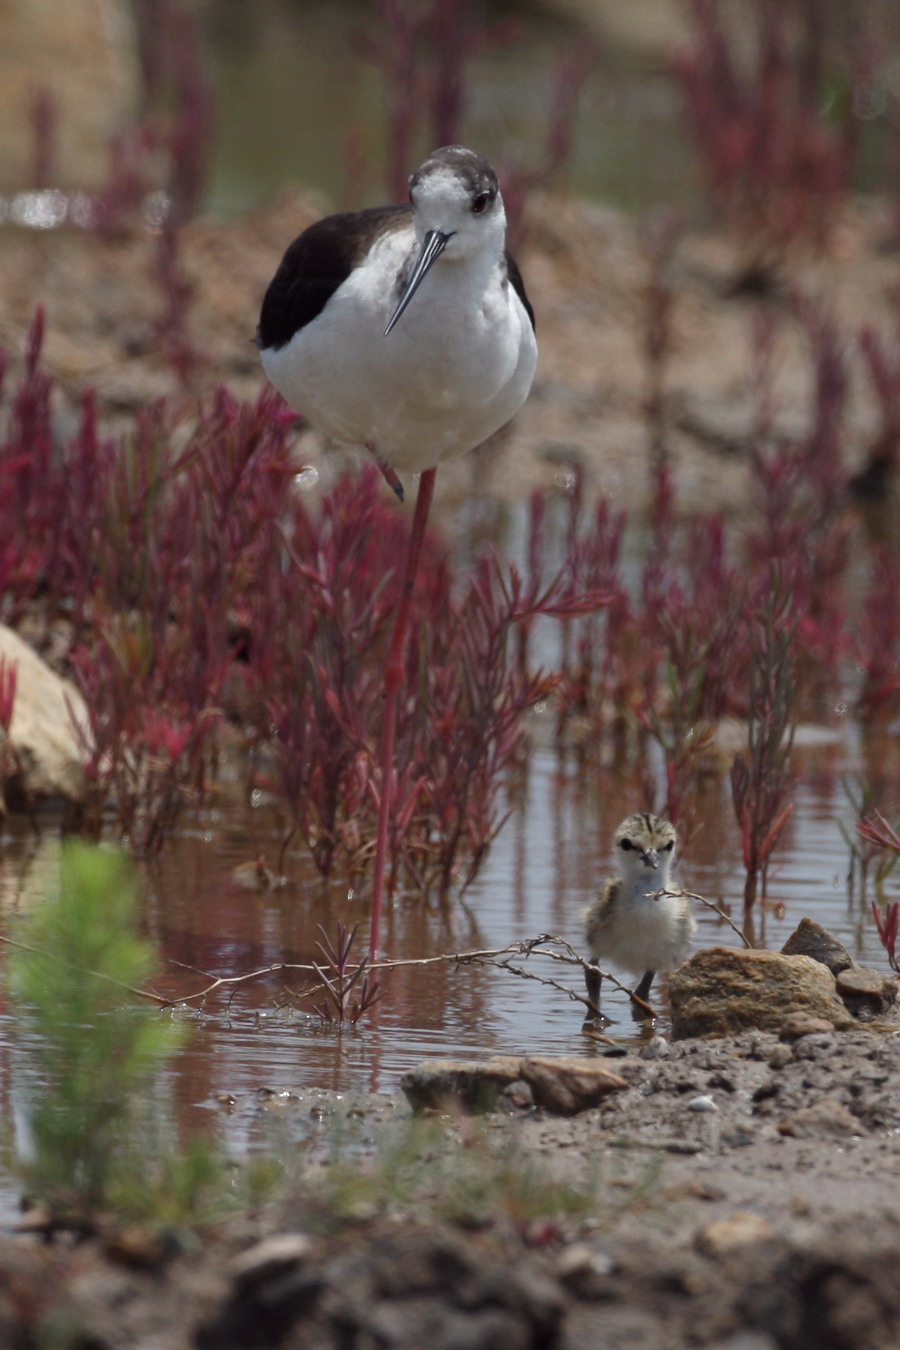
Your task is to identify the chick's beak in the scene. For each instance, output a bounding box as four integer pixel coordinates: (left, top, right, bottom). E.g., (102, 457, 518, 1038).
(642, 849, 659, 869)
(384, 229, 453, 335)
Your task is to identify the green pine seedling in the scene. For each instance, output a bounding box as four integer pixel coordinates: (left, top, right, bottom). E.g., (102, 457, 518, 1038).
(7, 841, 186, 1212)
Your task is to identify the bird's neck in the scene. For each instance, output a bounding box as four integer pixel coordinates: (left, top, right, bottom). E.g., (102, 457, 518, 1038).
(623, 862, 672, 901)
(422, 236, 505, 293)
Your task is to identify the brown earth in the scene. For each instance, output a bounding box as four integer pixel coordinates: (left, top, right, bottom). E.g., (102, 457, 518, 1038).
(5, 1021, 900, 1348)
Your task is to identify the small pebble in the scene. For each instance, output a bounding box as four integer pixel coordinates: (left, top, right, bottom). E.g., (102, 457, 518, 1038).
(641, 1035, 671, 1060)
(228, 1233, 313, 1289)
(696, 1211, 773, 1258)
(502, 1080, 535, 1110)
(556, 1243, 615, 1280)
(768, 1044, 793, 1069)
(779, 1013, 835, 1042)
(687, 1095, 718, 1113)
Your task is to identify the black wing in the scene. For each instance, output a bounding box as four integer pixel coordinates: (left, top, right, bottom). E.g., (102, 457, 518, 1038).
(505, 251, 535, 333)
(258, 205, 412, 352)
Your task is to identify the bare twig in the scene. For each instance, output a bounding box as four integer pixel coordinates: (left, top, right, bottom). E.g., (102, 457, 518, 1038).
(666, 888, 753, 948)
(0, 908, 735, 1027)
(505, 934, 657, 1014)
(457, 952, 616, 1043)
(0, 933, 171, 1005)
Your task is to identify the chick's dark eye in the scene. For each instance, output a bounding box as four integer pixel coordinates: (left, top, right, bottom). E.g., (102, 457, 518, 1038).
(471, 191, 491, 214)
(619, 839, 633, 851)
(664, 840, 675, 851)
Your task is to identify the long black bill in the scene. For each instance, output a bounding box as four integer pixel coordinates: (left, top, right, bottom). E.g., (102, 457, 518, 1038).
(384, 229, 452, 336)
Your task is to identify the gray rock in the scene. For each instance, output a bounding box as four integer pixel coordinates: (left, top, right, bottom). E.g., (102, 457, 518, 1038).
(778, 1012, 836, 1041)
(791, 1033, 836, 1061)
(401, 1055, 628, 1116)
(778, 1098, 866, 1139)
(835, 966, 898, 1021)
(669, 947, 854, 1039)
(780, 918, 856, 974)
(501, 1079, 534, 1110)
(401, 1058, 524, 1114)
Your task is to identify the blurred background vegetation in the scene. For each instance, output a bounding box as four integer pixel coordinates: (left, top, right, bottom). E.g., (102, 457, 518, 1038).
(1, 0, 899, 223)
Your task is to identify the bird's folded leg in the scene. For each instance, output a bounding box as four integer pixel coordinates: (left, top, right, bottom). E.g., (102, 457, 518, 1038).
(367, 444, 405, 502)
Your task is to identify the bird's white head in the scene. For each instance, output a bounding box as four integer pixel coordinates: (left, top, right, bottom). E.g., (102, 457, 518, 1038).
(409, 145, 507, 257)
(384, 145, 507, 335)
(613, 813, 677, 893)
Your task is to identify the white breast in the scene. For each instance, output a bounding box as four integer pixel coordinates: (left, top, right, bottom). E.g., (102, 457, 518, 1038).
(261, 231, 537, 475)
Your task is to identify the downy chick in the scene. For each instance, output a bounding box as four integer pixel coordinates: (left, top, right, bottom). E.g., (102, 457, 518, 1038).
(583, 813, 695, 1020)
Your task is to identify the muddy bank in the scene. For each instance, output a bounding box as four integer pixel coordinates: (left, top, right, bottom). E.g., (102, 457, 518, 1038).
(4, 1021, 900, 1348)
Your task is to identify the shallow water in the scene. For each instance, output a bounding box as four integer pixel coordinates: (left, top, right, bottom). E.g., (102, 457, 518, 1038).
(0, 474, 897, 1153)
(36, 728, 900, 1129)
(0, 693, 896, 1157)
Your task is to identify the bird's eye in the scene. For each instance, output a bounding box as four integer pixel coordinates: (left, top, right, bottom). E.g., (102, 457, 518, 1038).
(471, 191, 491, 214)
(664, 840, 675, 852)
(619, 839, 633, 851)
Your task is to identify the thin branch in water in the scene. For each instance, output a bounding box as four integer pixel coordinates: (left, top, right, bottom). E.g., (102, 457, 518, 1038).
(517, 934, 657, 1014)
(0, 933, 171, 1005)
(4, 907, 734, 1027)
(667, 888, 753, 948)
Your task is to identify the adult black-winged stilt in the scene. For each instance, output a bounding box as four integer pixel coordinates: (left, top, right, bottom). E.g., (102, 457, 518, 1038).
(258, 145, 537, 962)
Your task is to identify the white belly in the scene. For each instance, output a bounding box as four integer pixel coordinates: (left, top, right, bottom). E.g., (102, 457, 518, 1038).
(590, 893, 696, 977)
(261, 234, 537, 475)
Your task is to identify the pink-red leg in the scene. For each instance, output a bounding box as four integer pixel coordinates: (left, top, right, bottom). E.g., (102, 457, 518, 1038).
(368, 466, 437, 965)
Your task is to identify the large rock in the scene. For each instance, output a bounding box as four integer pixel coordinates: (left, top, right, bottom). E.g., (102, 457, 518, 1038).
(0, 624, 89, 803)
(519, 1056, 629, 1116)
(401, 1058, 524, 1115)
(669, 947, 854, 1040)
(402, 1055, 628, 1116)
